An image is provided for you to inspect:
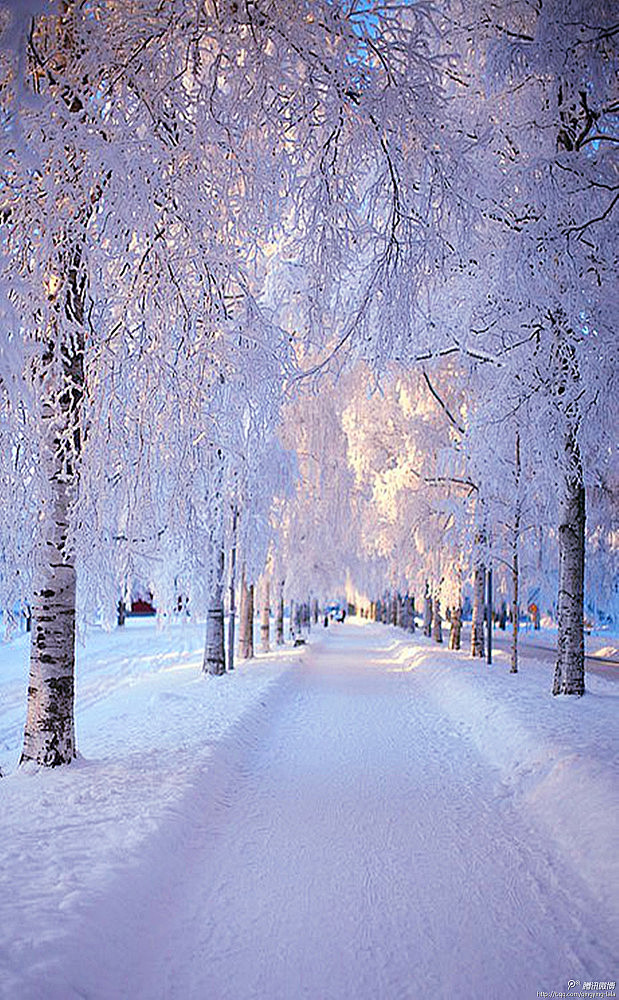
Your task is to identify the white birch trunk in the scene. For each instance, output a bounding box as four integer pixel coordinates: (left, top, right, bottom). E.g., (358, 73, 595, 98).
(260, 578, 270, 653)
(21, 259, 85, 767)
(511, 433, 521, 674)
(553, 449, 586, 695)
(471, 562, 485, 658)
(204, 540, 226, 676)
(21, 469, 77, 766)
(549, 313, 586, 695)
(511, 544, 519, 675)
(471, 566, 486, 658)
(423, 587, 432, 637)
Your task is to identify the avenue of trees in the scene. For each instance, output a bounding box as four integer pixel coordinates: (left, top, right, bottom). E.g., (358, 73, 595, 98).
(0, 0, 616, 766)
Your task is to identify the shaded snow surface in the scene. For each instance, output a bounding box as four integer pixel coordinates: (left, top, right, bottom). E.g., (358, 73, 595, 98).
(0, 618, 617, 1000)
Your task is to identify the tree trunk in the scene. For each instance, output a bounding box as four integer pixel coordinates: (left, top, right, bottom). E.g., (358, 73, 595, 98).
(117, 599, 126, 627)
(261, 578, 270, 653)
(21, 253, 85, 767)
(471, 562, 485, 658)
(21, 472, 77, 767)
(511, 546, 519, 674)
(432, 594, 443, 643)
(391, 592, 398, 626)
(227, 508, 238, 671)
(553, 449, 586, 695)
(408, 595, 416, 632)
(423, 586, 432, 637)
(244, 583, 255, 659)
(204, 541, 226, 675)
(298, 600, 304, 634)
(449, 605, 462, 650)
(395, 593, 403, 628)
(238, 567, 249, 659)
(275, 579, 284, 645)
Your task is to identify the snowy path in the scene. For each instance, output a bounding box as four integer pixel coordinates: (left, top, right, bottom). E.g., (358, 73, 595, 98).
(26, 622, 614, 1000)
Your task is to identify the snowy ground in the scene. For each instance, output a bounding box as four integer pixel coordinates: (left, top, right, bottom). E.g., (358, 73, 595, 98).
(0, 618, 617, 1000)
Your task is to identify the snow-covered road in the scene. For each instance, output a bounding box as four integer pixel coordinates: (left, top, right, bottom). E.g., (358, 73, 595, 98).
(23, 622, 614, 1000)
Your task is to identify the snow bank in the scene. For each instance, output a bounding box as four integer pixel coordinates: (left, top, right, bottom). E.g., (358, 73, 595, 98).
(0, 619, 301, 1000)
(380, 625, 619, 927)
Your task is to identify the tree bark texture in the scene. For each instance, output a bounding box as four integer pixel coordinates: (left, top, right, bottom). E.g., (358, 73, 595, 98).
(21, 255, 85, 767)
(511, 543, 519, 674)
(471, 563, 485, 658)
(204, 541, 226, 675)
(550, 312, 586, 695)
(511, 433, 521, 674)
(21, 472, 77, 767)
(553, 460, 586, 695)
(243, 583, 255, 659)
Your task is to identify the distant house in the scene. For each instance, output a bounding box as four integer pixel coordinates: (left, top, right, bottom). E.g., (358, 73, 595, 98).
(130, 596, 156, 616)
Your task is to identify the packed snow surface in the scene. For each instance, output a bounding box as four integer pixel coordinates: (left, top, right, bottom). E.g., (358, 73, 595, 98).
(1, 618, 617, 1000)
